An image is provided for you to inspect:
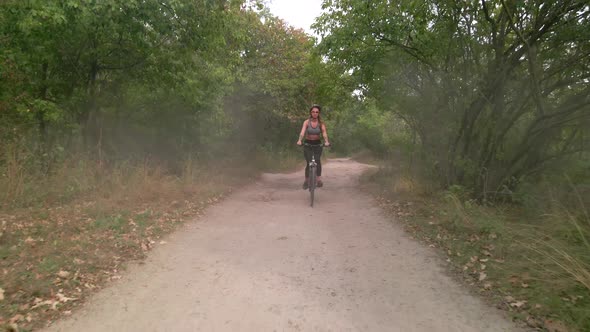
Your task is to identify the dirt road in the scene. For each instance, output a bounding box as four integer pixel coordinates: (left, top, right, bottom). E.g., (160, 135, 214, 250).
(44, 158, 519, 332)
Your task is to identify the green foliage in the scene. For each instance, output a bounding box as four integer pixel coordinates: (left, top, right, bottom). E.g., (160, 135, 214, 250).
(223, 11, 322, 154)
(0, 0, 342, 209)
(315, 0, 590, 198)
(367, 164, 590, 330)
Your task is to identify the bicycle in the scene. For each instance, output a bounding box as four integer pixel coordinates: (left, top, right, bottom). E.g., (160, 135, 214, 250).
(302, 143, 327, 207)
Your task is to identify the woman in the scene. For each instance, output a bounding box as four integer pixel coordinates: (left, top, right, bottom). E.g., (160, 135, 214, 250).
(296, 105, 331, 189)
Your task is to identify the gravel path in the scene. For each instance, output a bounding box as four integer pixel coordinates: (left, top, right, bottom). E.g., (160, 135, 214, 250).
(44, 158, 519, 332)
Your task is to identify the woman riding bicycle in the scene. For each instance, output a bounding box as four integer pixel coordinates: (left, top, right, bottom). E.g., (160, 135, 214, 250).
(296, 104, 331, 189)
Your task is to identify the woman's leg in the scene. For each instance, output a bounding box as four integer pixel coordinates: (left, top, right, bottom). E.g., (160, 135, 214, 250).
(303, 146, 312, 188)
(316, 146, 323, 186)
(304, 146, 312, 177)
(316, 146, 323, 176)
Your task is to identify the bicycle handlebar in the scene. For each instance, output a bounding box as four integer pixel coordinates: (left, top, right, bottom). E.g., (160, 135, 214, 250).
(300, 143, 331, 147)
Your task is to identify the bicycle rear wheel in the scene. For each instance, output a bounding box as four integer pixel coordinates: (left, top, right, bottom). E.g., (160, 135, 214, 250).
(309, 166, 316, 207)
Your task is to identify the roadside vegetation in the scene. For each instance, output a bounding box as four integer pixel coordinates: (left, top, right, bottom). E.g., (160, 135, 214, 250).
(362, 161, 589, 331)
(314, 0, 590, 330)
(316, 0, 589, 200)
(1, 0, 589, 331)
(0, 1, 331, 330)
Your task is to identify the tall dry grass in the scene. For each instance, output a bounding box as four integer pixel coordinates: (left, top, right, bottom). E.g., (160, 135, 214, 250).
(364, 156, 590, 329)
(1, 143, 27, 206)
(518, 198, 590, 292)
(0, 145, 259, 212)
(254, 147, 302, 173)
(444, 188, 590, 290)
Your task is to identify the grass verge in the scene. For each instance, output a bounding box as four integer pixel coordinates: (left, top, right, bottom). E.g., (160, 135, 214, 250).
(0, 153, 291, 331)
(361, 165, 590, 332)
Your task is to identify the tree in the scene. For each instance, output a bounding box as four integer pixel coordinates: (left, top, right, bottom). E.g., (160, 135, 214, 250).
(315, 0, 590, 198)
(0, 0, 248, 164)
(224, 10, 318, 150)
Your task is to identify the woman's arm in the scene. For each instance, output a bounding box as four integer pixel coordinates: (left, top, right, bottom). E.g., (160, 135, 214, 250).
(297, 120, 308, 145)
(322, 123, 330, 146)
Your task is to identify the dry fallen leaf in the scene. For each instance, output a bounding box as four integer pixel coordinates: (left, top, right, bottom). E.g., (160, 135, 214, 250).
(0, 287, 4, 301)
(57, 270, 70, 278)
(526, 316, 542, 328)
(544, 319, 569, 332)
(521, 283, 529, 288)
(479, 271, 487, 281)
(31, 298, 55, 310)
(510, 300, 527, 308)
(484, 283, 492, 290)
(509, 276, 520, 285)
(56, 292, 77, 303)
(10, 314, 24, 324)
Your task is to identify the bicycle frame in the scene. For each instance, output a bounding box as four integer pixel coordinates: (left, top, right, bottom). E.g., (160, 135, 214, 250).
(303, 143, 324, 207)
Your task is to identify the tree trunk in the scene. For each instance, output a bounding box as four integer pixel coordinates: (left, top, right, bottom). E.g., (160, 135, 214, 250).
(83, 60, 99, 153)
(37, 62, 49, 174)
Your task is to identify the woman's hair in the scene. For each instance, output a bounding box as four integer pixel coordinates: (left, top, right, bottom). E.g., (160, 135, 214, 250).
(309, 104, 323, 127)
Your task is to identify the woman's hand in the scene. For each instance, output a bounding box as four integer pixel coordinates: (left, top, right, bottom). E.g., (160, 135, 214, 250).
(324, 142, 331, 147)
(297, 140, 302, 146)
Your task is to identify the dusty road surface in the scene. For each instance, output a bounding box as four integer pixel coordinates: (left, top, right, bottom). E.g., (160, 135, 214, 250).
(45, 158, 519, 332)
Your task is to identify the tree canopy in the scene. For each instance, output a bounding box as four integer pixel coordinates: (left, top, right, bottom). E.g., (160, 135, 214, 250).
(2, 0, 588, 199)
(315, 0, 590, 197)
(0, 0, 329, 174)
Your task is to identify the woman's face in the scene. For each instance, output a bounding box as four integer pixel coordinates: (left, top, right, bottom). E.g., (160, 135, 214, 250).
(310, 107, 320, 119)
